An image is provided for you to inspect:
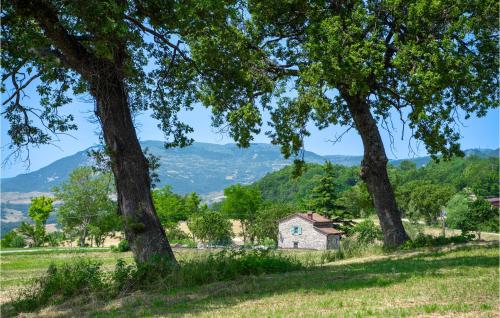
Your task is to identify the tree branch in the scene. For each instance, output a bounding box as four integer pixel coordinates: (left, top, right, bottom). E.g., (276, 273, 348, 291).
(13, 0, 94, 76)
(2, 72, 41, 106)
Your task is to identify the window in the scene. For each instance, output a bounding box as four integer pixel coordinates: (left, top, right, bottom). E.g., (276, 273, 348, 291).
(293, 242, 299, 249)
(291, 226, 302, 236)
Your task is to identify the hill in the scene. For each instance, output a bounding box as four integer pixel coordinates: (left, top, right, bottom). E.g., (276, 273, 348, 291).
(2, 141, 497, 195)
(1, 141, 327, 194)
(252, 155, 500, 204)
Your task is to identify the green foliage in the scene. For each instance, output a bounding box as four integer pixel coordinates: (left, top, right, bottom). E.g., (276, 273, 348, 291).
(351, 220, 382, 244)
(54, 167, 118, 247)
(307, 161, 344, 218)
(253, 163, 359, 206)
(337, 182, 375, 218)
(111, 240, 130, 253)
(466, 197, 499, 235)
(255, 157, 498, 218)
(187, 210, 233, 245)
(12, 259, 105, 313)
(45, 232, 65, 247)
(11, 250, 304, 314)
(165, 224, 190, 241)
(446, 193, 498, 236)
(249, 202, 296, 245)
(0, 230, 26, 248)
(393, 156, 499, 201)
(28, 196, 53, 225)
(405, 183, 454, 224)
(152, 186, 202, 226)
(221, 184, 262, 242)
(320, 237, 383, 263)
(401, 233, 474, 250)
(445, 192, 472, 231)
(130, 250, 305, 289)
(17, 222, 46, 247)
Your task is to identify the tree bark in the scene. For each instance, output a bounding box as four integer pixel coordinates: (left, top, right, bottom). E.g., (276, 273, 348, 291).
(14, 0, 176, 263)
(345, 94, 409, 247)
(91, 66, 176, 264)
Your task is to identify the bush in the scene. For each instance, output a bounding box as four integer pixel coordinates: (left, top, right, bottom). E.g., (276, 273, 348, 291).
(401, 233, 475, 250)
(0, 231, 26, 248)
(351, 220, 382, 244)
(320, 237, 382, 263)
(10, 250, 305, 314)
(12, 259, 105, 312)
(111, 239, 130, 252)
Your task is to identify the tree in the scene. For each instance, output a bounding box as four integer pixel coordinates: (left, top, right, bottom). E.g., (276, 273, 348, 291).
(152, 186, 201, 226)
(17, 196, 54, 247)
(17, 221, 46, 247)
(191, 0, 497, 247)
(54, 167, 118, 247)
(1, 0, 244, 262)
(28, 196, 54, 225)
(221, 184, 262, 243)
(187, 210, 233, 246)
(445, 191, 471, 232)
(337, 182, 375, 218)
(466, 197, 498, 239)
(407, 184, 454, 224)
(249, 202, 295, 245)
(307, 161, 342, 217)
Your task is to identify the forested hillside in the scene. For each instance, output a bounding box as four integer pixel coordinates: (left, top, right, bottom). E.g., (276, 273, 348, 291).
(252, 156, 499, 209)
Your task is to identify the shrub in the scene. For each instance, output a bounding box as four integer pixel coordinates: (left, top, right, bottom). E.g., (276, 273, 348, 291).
(111, 239, 130, 252)
(10, 235, 26, 248)
(1, 231, 26, 248)
(351, 220, 382, 244)
(187, 211, 233, 245)
(10, 250, 305, 314)
(320, 237, 382, 264)
(401, 233, 474, 250)
(12, 259, 105, 313)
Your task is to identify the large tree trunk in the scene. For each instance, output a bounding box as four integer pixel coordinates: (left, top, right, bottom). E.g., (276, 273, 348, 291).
(345, 94, 409, 247)
(91, 67, 176, 264)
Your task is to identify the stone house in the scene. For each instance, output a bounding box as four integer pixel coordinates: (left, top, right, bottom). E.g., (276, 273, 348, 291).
(278, 212, 343, 250)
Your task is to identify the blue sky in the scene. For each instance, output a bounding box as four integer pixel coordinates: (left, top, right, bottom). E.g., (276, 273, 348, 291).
(1, 82, 499, 178)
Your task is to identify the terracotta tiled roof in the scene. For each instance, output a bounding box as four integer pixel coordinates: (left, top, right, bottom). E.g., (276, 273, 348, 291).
(314, 227, 343, 235)
(298, 212, 331, 223)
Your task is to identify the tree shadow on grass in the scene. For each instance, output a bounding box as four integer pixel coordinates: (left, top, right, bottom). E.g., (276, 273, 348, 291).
(6, 245, 499, 318)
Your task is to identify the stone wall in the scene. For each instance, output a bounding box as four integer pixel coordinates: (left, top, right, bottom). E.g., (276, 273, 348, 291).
(278, 216, 327, 250)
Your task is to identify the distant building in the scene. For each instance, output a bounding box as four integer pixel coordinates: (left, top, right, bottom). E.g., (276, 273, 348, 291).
(278, 212, 343, 250)
(486, 197, 499, 208)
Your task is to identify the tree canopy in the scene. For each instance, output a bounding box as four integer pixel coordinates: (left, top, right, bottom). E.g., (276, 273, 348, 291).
(54, 167, 118, 247)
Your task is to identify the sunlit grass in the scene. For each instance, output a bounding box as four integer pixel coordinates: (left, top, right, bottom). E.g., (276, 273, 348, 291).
(1, 243, 497, 317)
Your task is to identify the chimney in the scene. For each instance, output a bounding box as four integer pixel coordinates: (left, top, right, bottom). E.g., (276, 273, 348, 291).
(307, 212, 313, 220)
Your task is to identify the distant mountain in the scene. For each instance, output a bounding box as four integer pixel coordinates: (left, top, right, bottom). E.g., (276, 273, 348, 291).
(1, 142, 497, 195)
(1, 141, 326, 194)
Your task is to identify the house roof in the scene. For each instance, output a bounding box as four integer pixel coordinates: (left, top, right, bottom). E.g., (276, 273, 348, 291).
(279, 212, 333, 224)
(298, 212, 332, 223)
(314, 227, 344, 235)
(279, 212, 344, 236)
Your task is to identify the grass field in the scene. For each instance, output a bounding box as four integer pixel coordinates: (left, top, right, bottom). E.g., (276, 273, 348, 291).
(1, 243, 498, 317)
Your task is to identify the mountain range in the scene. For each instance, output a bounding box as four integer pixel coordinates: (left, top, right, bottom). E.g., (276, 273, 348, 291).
(1, 141, 498, 195)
